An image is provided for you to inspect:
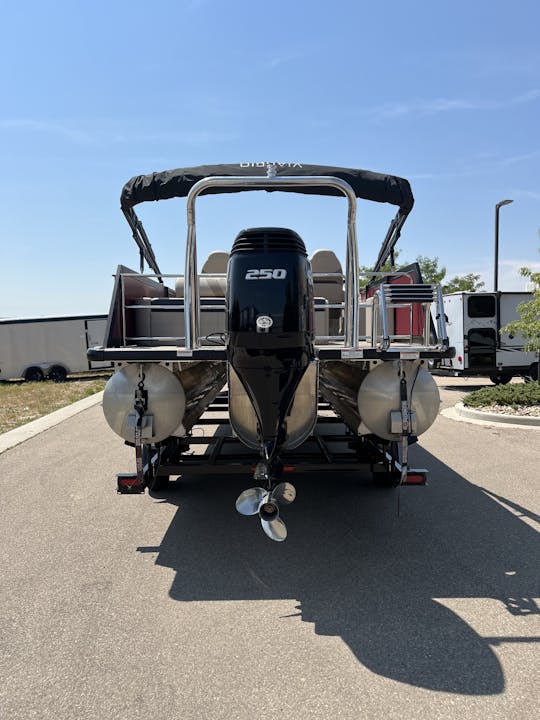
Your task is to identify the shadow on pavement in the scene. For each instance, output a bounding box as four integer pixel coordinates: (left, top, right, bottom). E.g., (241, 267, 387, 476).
(140, 444, 539, 696)
(437, 383, 489, 393)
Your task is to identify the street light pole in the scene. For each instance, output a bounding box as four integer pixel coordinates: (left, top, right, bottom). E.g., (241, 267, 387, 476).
(494, 199, 513, 292)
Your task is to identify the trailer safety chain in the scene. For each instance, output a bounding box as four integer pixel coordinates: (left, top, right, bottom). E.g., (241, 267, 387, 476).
(134, 369, 148, 486)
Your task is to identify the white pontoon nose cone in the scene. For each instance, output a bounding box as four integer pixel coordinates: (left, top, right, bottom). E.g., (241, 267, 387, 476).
(235, 487, 267, 516)
(235, 482, 296, 541)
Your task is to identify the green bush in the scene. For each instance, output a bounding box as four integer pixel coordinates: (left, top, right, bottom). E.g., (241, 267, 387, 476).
(463, 383, 540, 408)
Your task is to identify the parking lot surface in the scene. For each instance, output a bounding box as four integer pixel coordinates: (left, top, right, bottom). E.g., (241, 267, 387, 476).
(0, 384, 538, 719)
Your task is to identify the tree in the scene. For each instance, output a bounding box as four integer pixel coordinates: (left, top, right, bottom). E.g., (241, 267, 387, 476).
(415, 255, 446, 285)
(500, 249, 540, 384)
(358, 250, 402, 289)
(359, 250, 484, 293)
(415, 255, 484, 292)
(442, 272, 485, 293)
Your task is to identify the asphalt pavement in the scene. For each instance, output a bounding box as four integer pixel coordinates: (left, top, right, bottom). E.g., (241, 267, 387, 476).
(0, 378, 538, 719)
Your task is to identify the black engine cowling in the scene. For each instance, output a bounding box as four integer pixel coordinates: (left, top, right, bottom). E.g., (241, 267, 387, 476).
(227, 227, 315, 466)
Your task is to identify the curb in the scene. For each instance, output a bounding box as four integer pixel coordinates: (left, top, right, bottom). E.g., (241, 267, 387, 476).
(0, 391, 104, 455)
(453, 402, 540, 427)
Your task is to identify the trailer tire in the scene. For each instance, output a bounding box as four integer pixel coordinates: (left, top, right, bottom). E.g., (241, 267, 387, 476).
(373, 468, 399, 488)
(144, 445, 170, 492)
(48, 365, 67, 383)
(24, 366, 44, 382)
(490, 374, 512, 385)
(524, 363, 538, 383)
(373, 441, 400, 488)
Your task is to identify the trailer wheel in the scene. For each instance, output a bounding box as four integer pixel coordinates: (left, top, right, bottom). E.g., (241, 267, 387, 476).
(24, 366, 44, 382)
(524, 363, 538, 383)
(373, 441, 400, 488)
(490, 374, 512, 385)
(48, 365, 67, 383)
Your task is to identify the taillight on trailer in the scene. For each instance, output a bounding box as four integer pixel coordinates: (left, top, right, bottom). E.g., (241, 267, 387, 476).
(458, 355, 463, 363)
(403, 472, 427, 485)
(117, 473, 145, 494)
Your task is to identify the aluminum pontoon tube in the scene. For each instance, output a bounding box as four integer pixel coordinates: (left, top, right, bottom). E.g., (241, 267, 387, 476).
(184, 175, 359, 349)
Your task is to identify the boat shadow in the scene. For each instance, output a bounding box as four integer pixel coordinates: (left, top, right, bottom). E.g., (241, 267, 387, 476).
(141, 444, 539, 695)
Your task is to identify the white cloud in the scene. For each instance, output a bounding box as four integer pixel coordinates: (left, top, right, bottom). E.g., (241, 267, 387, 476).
(0, 119, 236, 148)
(186, 0, 212, 11)
(409, 149, 540, 182)
(362, 98, 477, 119)
(498, 150, 540, 166)
(512, 89, 540, 104)
(408, 169, 475, 180)
(0, 119, 96, 145)
(510, 189, 540, 201)
(360, 88, 540, 120)
(115, 130, 237, 145)
(475, 259, 540, 292)
(264, 51, 307, 69)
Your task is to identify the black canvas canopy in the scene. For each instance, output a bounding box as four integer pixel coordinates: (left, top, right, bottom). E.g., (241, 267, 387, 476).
(120, 163, 414, 214)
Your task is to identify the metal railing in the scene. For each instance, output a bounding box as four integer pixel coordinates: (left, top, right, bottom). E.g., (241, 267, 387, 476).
(184, 174, 359, 349)
(117, 269, 448, 351)
(373, 283, 448, 351)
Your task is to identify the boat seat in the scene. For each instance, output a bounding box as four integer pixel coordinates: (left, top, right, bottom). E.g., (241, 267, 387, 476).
(175, 250, 230, 298)
(310, 249, 344, 337)
(201, 250, 230, 274)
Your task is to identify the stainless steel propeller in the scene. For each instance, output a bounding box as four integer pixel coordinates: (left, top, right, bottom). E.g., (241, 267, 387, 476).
(271, 481, 296, 505)
(235, 486, 267, 516)
(235, 481, 296, 542)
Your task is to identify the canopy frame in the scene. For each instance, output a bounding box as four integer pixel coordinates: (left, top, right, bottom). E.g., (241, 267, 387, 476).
(119, 163, 415, 348)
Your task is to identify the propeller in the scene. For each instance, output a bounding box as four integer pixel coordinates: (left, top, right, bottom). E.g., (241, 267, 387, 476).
(235, 486, 266, 516)
(235, 481, 296, 542)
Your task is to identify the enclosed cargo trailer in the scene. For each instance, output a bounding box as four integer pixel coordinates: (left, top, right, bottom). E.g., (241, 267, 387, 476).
(0, 314, 111, 381)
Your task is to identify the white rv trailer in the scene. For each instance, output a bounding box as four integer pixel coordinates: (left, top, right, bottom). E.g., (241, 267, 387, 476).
(0, 314, 111, 381)
(432, 291, 537, 383)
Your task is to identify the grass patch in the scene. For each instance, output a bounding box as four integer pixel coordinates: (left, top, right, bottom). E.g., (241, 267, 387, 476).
(463, 382, 540, 409)
(0, 377, 108, 434)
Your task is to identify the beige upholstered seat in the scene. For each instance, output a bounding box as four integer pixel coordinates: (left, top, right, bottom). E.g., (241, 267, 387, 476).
(201, 250, 230, 274)
(310, 249, 344, 336)
(175, 250, 229, 298)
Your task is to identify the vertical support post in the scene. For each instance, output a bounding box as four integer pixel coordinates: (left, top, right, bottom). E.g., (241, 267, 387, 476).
(185, 207, 199, 349)
(378, 286, 390, 349)
(423, 303, 430, 347)
(435, 284, 448, 349)
(345, 216, 359, 348)
(121, 274, 127, 347)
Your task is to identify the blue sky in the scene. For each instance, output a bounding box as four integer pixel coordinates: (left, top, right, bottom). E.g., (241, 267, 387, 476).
(0, 0, 539, 317)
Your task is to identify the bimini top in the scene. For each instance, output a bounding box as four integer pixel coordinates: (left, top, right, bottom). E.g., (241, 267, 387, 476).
(120, 163, 414, 214)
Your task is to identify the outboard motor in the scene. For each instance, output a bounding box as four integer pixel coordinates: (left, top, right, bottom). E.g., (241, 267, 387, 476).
(227, 227, 315, 540)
